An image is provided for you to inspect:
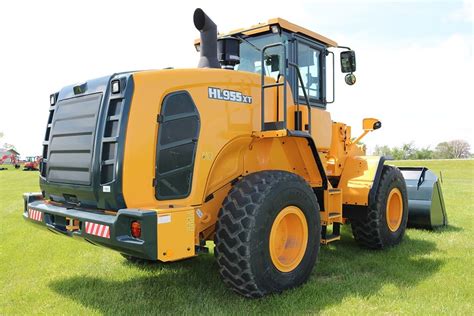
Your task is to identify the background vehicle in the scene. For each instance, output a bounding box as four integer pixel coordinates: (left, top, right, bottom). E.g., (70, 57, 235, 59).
(0, 154, 20, 169)
(23, 8, 447, 297)
(23, 156, 41, 171)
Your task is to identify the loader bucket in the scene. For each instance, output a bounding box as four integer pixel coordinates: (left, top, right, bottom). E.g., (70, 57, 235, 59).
(399, 167, 448, 229)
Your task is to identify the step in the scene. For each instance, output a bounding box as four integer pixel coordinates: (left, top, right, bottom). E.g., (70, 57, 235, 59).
(321, 234, 341, 245)
(321, 223, 341, 245)
(321, 188, 343, 225)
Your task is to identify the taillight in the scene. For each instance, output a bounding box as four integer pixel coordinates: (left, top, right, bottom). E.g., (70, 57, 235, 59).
(131, 221, 141, 238)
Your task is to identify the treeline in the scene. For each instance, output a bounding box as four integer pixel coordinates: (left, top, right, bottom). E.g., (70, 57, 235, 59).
(373, 139, 472, 160)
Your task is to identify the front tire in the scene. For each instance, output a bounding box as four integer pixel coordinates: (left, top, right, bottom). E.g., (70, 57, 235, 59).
(351, 165, 408, 249)
(215, 170, 320, 298)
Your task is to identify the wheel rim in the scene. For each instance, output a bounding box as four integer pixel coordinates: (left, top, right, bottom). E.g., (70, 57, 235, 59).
(269, 206, 308, 272)
(386, 188, 403, 232)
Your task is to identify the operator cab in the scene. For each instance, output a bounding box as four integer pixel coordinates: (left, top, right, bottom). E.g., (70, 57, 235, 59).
(195, 18, 356, 109)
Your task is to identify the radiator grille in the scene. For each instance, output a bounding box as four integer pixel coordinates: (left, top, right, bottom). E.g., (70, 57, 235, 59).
(46, 93, 102, 185)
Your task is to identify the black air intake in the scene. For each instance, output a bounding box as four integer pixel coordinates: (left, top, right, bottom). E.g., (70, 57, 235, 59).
(193, 8, 220, 68)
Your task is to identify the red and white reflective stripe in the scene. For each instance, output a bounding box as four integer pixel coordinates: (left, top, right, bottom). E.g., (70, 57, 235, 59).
(84, 222, 110, 239)
(28, 208, 43, 221)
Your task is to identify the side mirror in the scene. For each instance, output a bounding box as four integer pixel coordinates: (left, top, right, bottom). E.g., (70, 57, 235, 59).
(345, 74, 356, 85)
(362, 118, 382, 131)
(340, 50, 356, 73)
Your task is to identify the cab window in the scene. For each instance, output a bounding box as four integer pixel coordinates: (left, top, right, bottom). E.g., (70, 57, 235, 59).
(235, 33, 286, 80)
(297, 42, 321, 101)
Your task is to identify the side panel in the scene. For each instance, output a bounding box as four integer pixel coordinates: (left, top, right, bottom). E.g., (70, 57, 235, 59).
(310, 108, 332, 151)
(122, 69, 268, 208)
(121, 73, 159, 208)
(156, 208, 195, 261)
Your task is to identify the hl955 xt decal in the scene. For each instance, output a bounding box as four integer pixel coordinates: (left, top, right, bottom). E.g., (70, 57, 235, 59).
(208, 87, 252, 104)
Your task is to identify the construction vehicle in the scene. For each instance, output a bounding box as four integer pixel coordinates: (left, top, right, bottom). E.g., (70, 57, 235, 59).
(23, 9, 447, 297)
(0, 154, 20, 169)
(23, 156, 42, 171)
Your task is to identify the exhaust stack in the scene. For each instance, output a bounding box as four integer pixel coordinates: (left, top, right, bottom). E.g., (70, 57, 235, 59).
(194, 8, 220, 68)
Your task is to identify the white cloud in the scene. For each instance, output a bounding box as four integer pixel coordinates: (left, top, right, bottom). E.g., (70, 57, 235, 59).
(446, 0, 473, 22)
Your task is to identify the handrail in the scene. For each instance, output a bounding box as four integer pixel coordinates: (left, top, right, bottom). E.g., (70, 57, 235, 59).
(261, 43, 287, 131)
(260, 42, 312, 134)
(288, 61, 312, 134)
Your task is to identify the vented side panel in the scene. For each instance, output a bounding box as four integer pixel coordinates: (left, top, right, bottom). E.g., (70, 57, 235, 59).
(155, 91, 200, 200)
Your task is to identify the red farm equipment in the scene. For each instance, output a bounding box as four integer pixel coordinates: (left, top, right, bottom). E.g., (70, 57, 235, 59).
(0, 154, 20, 170)
(23, 156, 42, 171)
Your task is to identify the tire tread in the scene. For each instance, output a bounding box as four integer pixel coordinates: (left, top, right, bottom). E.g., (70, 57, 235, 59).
(215, 171, 305, 297)
(351, 165, 407, 249)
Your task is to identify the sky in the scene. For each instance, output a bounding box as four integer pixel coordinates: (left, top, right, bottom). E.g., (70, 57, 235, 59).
(0, 0, 472, 156)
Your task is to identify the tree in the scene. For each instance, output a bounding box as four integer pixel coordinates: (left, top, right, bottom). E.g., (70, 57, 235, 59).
(434, 142, 451, 158)
(401, 142, 416, 159)
(450, 140, 471, 158)
(434, 140, 471, 159)
(414, 146, 433, 160)
(390, 147, 405, 160)
(373, 143, 434, 160)
(373, 145, 391, 157)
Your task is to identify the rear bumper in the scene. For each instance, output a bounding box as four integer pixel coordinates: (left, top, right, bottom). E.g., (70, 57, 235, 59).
(23, 193, 157, 260)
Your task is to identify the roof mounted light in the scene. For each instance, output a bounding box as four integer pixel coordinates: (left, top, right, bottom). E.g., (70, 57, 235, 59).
(271, 25, 280, 34)
(111, 79, 120, 94)
(73, 82, 87, 95)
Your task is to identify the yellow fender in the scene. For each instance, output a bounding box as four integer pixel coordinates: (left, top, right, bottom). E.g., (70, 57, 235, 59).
(338, 155, 385, 218)
(197, 131, 326, 240)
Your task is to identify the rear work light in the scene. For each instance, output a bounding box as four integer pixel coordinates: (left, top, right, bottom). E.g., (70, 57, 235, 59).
(111, 79, 120, 94)
(131, 221, 141, 238)
(50, 93, 56, 106)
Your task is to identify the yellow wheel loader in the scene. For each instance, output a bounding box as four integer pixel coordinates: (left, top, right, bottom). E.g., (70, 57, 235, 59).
(23, 8, 447, 297)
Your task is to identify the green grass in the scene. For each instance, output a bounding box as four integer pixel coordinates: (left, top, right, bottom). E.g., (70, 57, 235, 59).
(1, 160, 473, 315)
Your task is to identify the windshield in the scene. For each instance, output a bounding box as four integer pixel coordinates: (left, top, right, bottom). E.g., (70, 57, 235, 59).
(235, 33, 286, 80)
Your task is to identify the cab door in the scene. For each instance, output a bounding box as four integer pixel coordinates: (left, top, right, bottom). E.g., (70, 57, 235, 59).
(293, 35, 332, 151)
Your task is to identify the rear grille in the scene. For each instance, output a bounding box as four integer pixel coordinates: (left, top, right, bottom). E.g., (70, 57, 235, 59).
(99, 97, 123, 184)
(46, 93, 103, 185)
(41, 96, 57, 177)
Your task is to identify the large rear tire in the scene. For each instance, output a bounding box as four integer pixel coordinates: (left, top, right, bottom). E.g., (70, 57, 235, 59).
(351, 165, 408, 249)
(214, 170, 320, 298)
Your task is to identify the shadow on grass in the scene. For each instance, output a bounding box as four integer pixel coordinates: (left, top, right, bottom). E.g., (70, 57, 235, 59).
(430, 225, 463, 233)
(49, 236, 443, 314)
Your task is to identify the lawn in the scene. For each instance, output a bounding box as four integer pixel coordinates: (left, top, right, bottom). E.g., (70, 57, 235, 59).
(0, 160, 473, 315)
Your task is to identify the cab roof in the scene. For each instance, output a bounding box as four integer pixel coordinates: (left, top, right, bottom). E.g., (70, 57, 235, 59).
(194, 17, 337, 47)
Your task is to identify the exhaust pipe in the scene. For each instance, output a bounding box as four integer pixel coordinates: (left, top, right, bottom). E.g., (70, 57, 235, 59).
(193, 8, 220, 68)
